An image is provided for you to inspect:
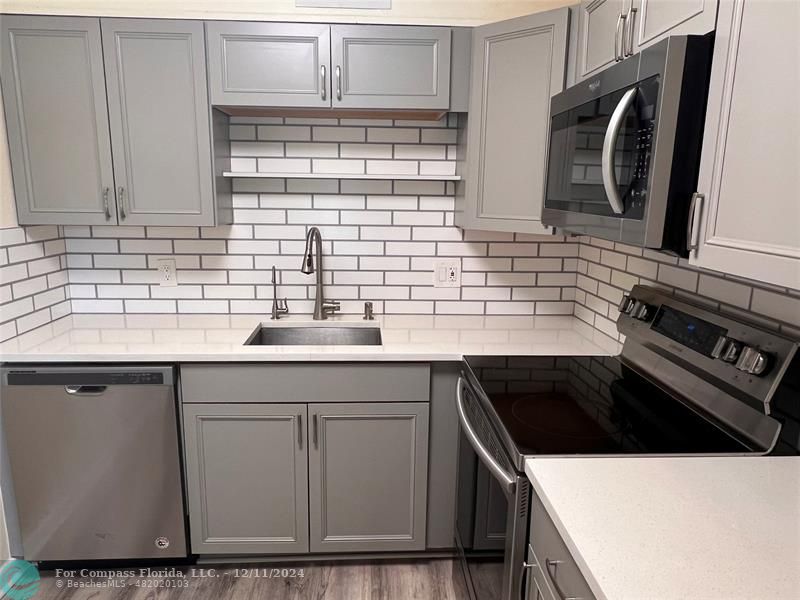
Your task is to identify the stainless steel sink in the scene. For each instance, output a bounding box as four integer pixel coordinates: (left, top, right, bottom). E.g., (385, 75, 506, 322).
(244, 326, 382, 346)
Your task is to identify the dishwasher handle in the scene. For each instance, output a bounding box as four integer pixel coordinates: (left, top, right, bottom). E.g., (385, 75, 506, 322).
(64, 385, 108, 395)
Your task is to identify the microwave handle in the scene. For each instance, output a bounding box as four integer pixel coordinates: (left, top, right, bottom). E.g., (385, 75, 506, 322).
(602, 87, 638, 215)
(455, 377, 516, 495)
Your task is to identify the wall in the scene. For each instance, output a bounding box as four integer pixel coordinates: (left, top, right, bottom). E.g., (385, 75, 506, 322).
(573, 237, 800, 348)
(0, 0, 573, 25)
(63, 116, 578, 317)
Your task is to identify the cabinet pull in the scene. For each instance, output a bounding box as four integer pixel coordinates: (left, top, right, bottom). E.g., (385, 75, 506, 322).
(614, 14, 626, 62)
(335, 65, 342, 101)
(686, 192, 704, 254)
(102, 187, 111, 219)
(545, 559, 581, 600)
(117, 186, 127, 220)
(313, 413, 319, 447)
(625, 7, 637, 57)
(297, 413, 303, 449)
(320, 64, 327, 101)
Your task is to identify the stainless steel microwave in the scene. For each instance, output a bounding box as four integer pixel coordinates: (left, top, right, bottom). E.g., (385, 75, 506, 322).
(542, 34, 713, 257)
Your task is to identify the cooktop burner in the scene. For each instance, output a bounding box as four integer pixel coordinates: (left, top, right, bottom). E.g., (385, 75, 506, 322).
(464, 354, 754, 457)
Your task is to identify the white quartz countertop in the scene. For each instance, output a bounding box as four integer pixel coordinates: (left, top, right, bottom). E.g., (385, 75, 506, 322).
(0, 313, 617, 362)
(524, 456, 800, 600)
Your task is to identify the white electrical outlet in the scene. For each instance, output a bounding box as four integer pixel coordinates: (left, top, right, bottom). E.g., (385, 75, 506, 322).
(433, 259, 461, 288)
(156, 259, 177, 287)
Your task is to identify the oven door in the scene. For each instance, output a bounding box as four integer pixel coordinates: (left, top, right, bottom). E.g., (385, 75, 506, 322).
(454, 376, 529, 600)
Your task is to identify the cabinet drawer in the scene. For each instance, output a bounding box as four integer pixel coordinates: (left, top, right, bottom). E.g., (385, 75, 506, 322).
(530, 490, 596, 600)
(181, 363, 430, 403)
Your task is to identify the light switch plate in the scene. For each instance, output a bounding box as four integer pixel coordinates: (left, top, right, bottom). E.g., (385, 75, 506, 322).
(433, 259, 461, 288)
(156, 259, 177, 287)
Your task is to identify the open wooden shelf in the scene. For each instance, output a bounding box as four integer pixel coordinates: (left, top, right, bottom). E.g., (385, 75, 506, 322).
(222, 172, 461, 181)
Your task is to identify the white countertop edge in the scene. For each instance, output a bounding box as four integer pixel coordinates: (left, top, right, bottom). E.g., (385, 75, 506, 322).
(525, 459, 609, 600)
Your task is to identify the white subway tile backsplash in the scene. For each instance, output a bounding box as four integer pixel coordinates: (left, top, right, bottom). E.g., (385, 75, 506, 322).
(367, 128, 419, 143)
(313, 126, 365, 143)
(258, 125, 310, 141)
(257, 157, 310, 173)
(313, 159, 364, 174)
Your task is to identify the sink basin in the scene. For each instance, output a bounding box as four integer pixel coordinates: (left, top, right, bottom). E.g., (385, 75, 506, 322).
(244, 326, 382, 346)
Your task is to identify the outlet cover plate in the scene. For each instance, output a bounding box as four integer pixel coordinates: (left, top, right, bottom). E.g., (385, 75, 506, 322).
(433, 259, 461, 288)
(156, 259, 177, 287)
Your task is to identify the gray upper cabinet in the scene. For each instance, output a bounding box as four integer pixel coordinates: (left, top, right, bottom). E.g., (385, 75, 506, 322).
(183, 403, 309, 555)
(101, 19, 216, 226)
(0, 16, 117, 225)
(455, 9, 569, 234)
(575, 0, 626, 80)
(308, 402, 429, 553)
(575, 0, 717, 82)
(330, 25, 451, 109)
(205, 21, 331, 107)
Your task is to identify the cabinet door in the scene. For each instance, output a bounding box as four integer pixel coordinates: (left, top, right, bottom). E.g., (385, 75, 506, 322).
(576, 0, 626, 80)
(331, 25, 451, 109)
(182, 403, 309, 554)
(308, 402, 429, 553)
(690, 0, 800, 290)
(205, 21, 331, 107)
(101, 19, 216, 226)
(456, 9, 568, 234)
(632, 0, 717, 53)
(0, 16, 117, 225)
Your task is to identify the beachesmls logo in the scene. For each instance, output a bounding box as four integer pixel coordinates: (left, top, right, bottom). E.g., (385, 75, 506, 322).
(0, 559, 40, 599)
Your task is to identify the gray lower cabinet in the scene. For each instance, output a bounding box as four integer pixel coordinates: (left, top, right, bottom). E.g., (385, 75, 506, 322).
(205, 21, 331, 107)
(455, 9, 569, 234)
(330, 25, 451, 110)
(101, 19, 217, 226)
(182, 403, 309, 555)
(0, 16, 117, 225)
(1, 16, 225, 226)
(308, 402, 429, 553)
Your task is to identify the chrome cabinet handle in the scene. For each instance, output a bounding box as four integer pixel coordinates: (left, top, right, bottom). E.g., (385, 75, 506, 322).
(335, 65, 342, 101)
(297, 413, 303, 449)
(320, 64, 327, 100)
(455, 376, 516, 495)
(117, 186, 127, 220)
(686, 192, 704, 253)
(601, 86, 637, 215)
(313, 413, 319, 448)
(614, 14, 626, 61)
(625, 7, 637, 56)
(545, 559, 582, 600)
(102, 187, 111, 219)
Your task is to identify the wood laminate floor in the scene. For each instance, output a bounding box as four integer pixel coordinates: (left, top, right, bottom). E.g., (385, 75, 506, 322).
(31, 559, 470, 600)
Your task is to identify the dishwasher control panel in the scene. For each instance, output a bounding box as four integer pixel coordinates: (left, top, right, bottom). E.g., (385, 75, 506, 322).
(3, 368, 170, 386)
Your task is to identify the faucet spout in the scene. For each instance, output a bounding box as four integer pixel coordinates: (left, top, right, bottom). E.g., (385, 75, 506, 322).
(301, 227, 339, 320)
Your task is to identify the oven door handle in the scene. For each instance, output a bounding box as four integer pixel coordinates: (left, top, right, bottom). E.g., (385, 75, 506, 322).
(601, 86, 638, 215)
(456, 376, 517, 495)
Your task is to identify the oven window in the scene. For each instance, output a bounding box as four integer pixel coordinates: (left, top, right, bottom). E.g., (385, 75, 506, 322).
(544, 77, 660, 219)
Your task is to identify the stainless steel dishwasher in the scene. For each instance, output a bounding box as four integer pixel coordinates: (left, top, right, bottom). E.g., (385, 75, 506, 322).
(0, 365, 187, 562)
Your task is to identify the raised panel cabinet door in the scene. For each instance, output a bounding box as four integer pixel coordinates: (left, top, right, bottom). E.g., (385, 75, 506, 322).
(632, 0, 717, 53)
(205, 21, 331, 107)
(331, 25, 451, 109)
(308, 402, 429, 553)
(101, 19, 216, 226)
(0, 16, 117, 225)
(182, 403, 309, 554)
(576, 0, 626, 80)
(690, 0, 800, 290)
(457, 9, 568, 234)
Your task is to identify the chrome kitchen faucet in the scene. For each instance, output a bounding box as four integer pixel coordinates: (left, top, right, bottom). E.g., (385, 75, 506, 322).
(301, 227, 340, 320)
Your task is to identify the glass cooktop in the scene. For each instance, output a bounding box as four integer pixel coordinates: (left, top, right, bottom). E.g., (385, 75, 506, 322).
(464, 355, 756, 456)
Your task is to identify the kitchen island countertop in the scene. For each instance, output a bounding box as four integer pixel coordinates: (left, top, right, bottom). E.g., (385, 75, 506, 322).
(525, 456, 800, 600)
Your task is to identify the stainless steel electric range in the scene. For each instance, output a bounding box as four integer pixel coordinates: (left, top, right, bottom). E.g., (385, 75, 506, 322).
(454, 285, 799, 600)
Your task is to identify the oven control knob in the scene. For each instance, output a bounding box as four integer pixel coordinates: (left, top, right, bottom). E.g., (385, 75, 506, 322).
(631, 301, 654, 321)
(618, 295, 635, 314)
(716, 339, 743, 363)
(735, 347, 770, 376)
